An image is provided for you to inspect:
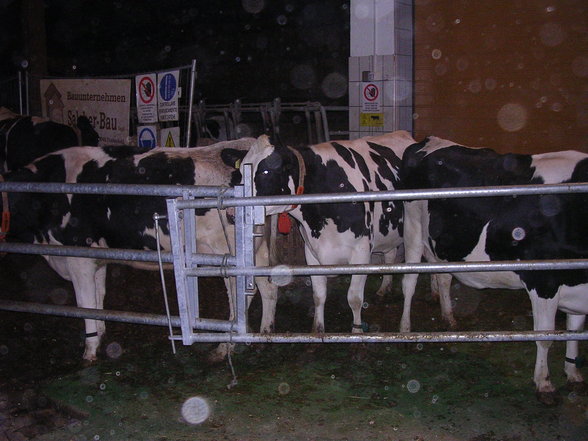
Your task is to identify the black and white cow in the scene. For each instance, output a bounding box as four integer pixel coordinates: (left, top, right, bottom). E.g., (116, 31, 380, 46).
(0, 106, 99, 173)
(1, 138, 278, 363)
(240, 132, 418, 334)
(399, 135, 588, 404)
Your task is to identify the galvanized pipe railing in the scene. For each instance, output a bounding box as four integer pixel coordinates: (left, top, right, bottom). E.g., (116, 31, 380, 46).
(0, 181, 232, 198)
(178, 182, 588, 210)
(0, 242, 235, 266)
(1, 300, 586, 343)
(0, 299, 180, 327)
(184, 259, 588, 278)
(174, 330, 588, 344)
(1, 179, 587, 344)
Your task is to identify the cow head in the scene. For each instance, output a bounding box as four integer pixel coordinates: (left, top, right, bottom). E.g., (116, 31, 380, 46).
(240, 135, 301, 215)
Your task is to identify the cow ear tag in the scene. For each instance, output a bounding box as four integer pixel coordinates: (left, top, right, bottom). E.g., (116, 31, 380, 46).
(278, 212, 291, 234)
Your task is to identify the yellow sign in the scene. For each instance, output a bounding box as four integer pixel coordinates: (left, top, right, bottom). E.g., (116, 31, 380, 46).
(165, 131, 176, 147)
(160, 126, 180, 147)
(360, 113, 384, 127)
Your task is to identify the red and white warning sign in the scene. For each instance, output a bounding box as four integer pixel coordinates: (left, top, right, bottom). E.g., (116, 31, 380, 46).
(361, 82, 382, 112)
(135, 74, 158, 123)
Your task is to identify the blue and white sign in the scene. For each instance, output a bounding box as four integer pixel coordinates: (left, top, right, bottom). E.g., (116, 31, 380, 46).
(157, 70, 180, 122)
(137, 125, 158, 148)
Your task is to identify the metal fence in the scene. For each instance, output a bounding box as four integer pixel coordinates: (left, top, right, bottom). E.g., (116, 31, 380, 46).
(1, 170, 588, 346)
(24, 60, 347, 147)
(190, 98, 349, 146)
(0, 72, 28, 114)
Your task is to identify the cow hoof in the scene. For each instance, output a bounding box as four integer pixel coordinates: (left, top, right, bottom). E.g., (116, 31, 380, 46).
(536, 390, 561, 406)
(566, 381, 588, 395)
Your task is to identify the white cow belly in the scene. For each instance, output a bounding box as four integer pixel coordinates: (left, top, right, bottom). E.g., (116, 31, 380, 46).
(557, 284, 588, 315)
(303, 223, 371, 265)
(453, 271, 524, 290)
(449, 222, 524, 290)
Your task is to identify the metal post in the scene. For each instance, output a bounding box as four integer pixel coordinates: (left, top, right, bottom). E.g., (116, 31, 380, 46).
(24, 69, 29, 115)
(319, 104, 330, 141)
(17, 71, 23, 114)
(185, 59, 197, 147)
(233, 164, 264, 334)
(167, 197, 193, 345)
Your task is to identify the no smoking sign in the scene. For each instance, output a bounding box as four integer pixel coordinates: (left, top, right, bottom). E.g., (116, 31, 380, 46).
(138, 76, 156, 104)
(361, 82, 382, 112)
(363, 83, 379, 102)
(135, 74, 158, 123)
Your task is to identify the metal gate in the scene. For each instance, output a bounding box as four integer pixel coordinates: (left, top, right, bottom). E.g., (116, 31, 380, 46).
(1, 169, 588, 345)
(164, 164, 588, 345)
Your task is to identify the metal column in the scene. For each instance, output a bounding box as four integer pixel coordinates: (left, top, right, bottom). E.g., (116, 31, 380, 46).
(166, 164, 264, 344)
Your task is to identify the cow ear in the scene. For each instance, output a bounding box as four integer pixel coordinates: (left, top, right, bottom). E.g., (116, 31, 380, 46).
(221, 148, 247, 169)
(252, 135, 274, 153)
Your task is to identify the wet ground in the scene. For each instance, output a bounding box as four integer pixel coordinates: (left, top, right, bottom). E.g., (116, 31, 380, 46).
(1, 251, 587, 441)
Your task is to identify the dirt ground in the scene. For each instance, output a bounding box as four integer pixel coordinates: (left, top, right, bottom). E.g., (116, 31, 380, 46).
(1, 251, 587, 441)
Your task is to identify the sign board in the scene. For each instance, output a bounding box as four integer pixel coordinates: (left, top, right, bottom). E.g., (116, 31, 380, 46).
(135, 74, 158, 123)
(137, 125, 158, 149)
(360, 81, 384, 127)
(360, 113, 384, 127)
(160, 127, 180, 147)
(157, 70, 180, 122)
(40, 78, 131, 145)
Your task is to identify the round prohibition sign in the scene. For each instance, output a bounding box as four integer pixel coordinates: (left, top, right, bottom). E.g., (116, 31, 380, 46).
(138, 77, 155, 104)
(363, 83, 379, 102)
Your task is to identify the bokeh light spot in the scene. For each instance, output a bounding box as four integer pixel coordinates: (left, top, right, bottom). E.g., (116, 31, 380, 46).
(181, 396, 211, 425)
(497, 103, 527, 132)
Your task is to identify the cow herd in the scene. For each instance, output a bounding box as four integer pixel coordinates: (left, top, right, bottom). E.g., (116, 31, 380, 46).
(0, 107, 586, 405)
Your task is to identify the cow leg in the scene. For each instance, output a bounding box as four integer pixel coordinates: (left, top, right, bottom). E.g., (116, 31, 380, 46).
(375, 248, 398, 299)
(348, 274, 368, 333)
(376, 275, 393, 298)
(431, 273, 457, 329)
(529, 293, 560, 405)
(256, 276, 278, 333)
(94, 264, 107, 338)
(400, 275, 419, 333)
(67, 257, 103, 363)
(429, 273, 441, 301)
(208, 277, 237, 363)
(565, 313, 587, 393)
(302, 248, 327, 333)
(254, 235, 278, 334)
(310, 274, 328, 333)
(400, 202, 426, 333)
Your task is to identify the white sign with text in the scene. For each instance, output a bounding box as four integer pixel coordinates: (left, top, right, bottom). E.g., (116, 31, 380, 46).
(40, 78, 131, 145)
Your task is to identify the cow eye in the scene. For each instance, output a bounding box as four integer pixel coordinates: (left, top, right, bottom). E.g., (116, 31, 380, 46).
(262, 170, 270, 175)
